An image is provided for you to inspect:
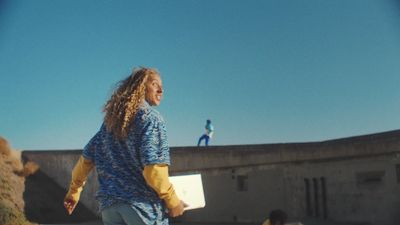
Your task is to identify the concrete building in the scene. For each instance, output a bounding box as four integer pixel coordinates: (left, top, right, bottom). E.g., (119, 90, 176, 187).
(22, 129, 400, 225)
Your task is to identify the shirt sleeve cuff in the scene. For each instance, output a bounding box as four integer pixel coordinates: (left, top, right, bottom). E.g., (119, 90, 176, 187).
(142, 164, 181, 209)
(67, 155, 94, 200)
(164, 190, 181, 209)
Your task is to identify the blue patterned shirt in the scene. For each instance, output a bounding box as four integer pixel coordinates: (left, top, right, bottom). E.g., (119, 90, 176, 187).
(82, 101, 170, 225)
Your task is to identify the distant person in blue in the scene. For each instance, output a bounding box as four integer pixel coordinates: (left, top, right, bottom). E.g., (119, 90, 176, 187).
(64, 67, 186, 225)
(197, 119, 214, 146)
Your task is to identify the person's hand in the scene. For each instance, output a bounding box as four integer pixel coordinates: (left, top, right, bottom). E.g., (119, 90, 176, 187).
(63, 196, 78, 215)
(168, 201, 187, 217)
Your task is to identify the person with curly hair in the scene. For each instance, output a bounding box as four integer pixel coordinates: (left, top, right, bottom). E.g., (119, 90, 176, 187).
(64, 67, 186, 225)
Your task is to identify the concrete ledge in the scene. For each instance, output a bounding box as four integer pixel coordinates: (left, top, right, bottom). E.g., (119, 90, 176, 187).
(23, 129, 400, 173)
(171, 129, 400, 171)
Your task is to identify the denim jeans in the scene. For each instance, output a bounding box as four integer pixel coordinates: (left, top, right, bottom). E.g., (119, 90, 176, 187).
(101, 203, 146, 225)
(197, 134, 210, 146)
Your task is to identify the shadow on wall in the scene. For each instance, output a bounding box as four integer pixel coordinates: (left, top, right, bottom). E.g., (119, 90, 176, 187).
(23, 169, 98, 224)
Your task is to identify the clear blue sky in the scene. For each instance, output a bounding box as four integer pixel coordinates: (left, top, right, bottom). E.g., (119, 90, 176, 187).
(1, 0, 400, 150)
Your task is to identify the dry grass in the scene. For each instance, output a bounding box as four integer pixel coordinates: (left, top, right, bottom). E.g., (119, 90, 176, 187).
(0, 137, 11, 156)
(15, 162, 40, 177)
(0, 136, 38, 225)
(0, 201, 33, 225)
(7, 156, 23, 172)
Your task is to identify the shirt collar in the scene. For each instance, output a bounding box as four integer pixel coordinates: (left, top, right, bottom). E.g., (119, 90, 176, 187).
(141, 100, 151, 108)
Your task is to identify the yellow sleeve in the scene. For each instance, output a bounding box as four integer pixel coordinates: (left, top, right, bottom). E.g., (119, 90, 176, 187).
(65, 155, 95, 202)
(143, 164, 180, 209)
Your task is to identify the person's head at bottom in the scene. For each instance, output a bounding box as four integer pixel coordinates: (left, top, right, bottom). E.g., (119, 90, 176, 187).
(269, 209, 287, 225)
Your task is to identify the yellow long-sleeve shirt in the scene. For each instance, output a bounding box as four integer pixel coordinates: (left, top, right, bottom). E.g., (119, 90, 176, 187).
(143, 164, 180, 209)
(65, 155, 180, 209)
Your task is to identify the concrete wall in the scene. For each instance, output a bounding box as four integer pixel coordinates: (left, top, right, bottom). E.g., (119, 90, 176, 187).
(22, 130, 400, 225)
(176, 153, 400, 225)
(22, 150, 100, 213)
(284, 154, 400, 224)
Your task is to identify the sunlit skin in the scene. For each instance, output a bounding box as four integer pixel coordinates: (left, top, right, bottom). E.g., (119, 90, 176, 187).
(64, 198, 76, 215)
(145, 74, 163, 106)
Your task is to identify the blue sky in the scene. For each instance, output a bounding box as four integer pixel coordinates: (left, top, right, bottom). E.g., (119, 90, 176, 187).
(1, 0, 400, 150)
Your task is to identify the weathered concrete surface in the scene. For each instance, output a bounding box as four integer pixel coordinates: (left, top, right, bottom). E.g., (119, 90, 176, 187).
(171, 129, 400, 172)
(22, 150, 100, 215)
(23, 129, 400, 225)
(24, 169, 98, 224)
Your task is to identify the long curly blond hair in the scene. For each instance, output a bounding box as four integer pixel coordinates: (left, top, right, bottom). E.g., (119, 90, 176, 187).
(103, 67, 160, 140)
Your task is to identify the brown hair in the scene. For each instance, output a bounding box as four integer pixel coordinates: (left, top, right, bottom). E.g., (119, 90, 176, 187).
(103, 67, 159, 140)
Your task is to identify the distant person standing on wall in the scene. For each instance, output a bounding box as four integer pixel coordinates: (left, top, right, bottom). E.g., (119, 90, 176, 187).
(262, 209, 288, 225)
(63, 67, 186, 225)
(197, 119, 214, 146)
